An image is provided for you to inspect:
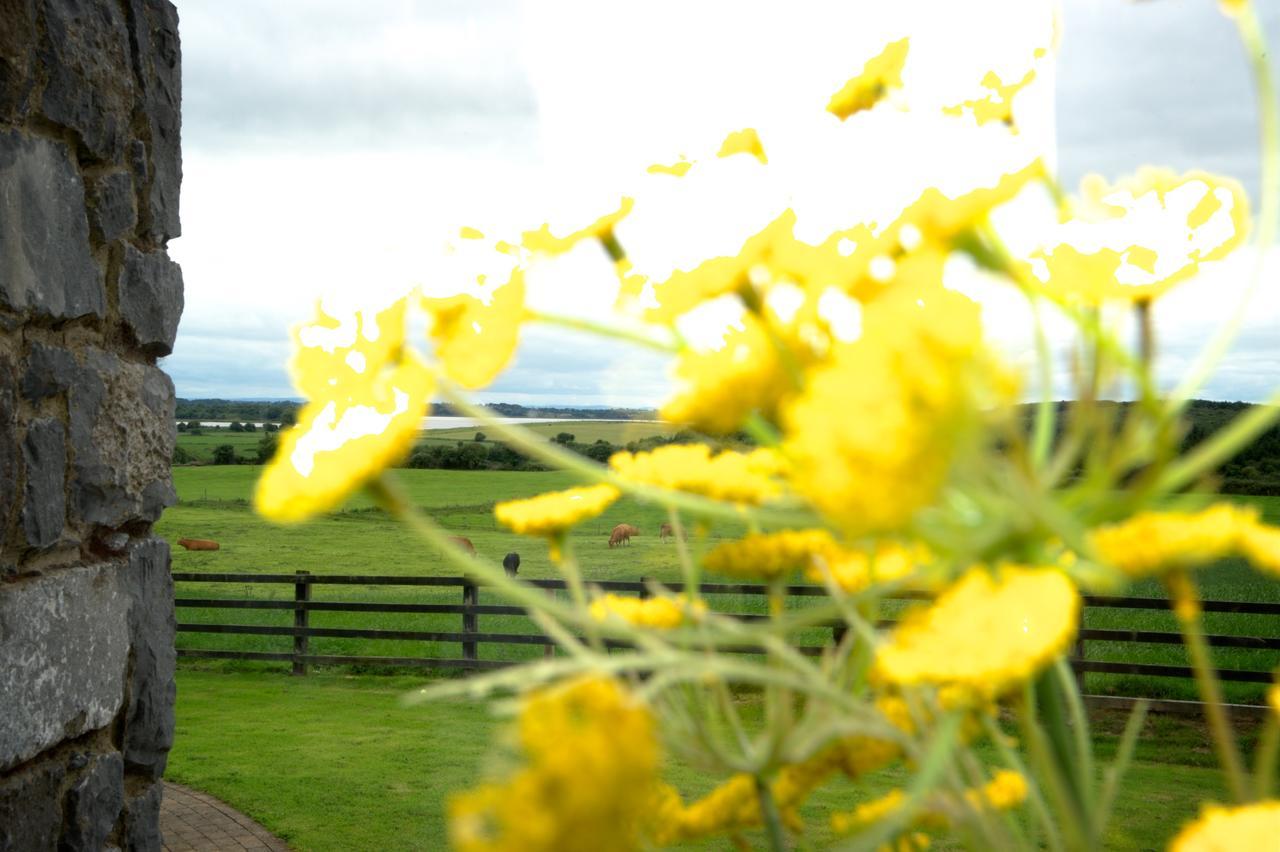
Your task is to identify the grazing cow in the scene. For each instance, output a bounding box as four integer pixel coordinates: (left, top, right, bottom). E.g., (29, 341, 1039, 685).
(177, 538, 220, 551)
(449, 535, 476, 555)
(609, 523, 640, 548)
(503, 552, 520, 576)
(659, 522, 675, 542)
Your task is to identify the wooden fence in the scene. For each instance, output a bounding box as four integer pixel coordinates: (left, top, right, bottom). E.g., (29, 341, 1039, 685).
(172, 572, 1280, 714)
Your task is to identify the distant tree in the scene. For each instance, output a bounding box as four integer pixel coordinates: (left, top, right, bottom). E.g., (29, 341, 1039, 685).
(212, 444, 237, 465)
(265, 422, 279, 433)
(229, 421, 244, 433)
(176, 421, 188, 432)
(583, 440, 616, 463)
(474, 432, 487, 442)
(257, 432, 279, 464)
(554, 432, 576, 445)
(244, 422, 256, 432)
(172, 445, 193, 464)
(280, 409, 297, 427)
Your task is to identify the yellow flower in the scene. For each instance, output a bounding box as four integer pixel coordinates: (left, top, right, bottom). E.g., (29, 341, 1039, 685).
(717, 127, 767, 164)
(421, 268, 525, 390)
(522, 197, 634, 255)
(827, 38, 910, 120)
(1240, 521, 1280, 576)
(831, 789, 906, 835)
(782, 275, 1008, 534)
(255, 298, 434, 523)
(966, 769, 1028, 812)
(608, 444, 785, 504)
(874, 566, 1080, 698)
(449, 676, 661, 852)
(1219, 0, 1249, 17)
(1089, 503, 1259, 579)
(1170, 801, 1280, 852)
(1269, 684, 1280, 716)
(647, 159, 693, 177)
(494, 484, 620, 538)
(660, 312, 800, 434)
(831, 770, 1026, 836)
(589, 594, 704, 629)
(943, 68, 1037, 129)
(703, 529, 841, 581)
(806, 540, 930, 593)
(1025, 169, 1250, 303)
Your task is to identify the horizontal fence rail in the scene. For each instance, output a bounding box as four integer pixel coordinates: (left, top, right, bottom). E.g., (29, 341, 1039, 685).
(172, 572, 1280, 713)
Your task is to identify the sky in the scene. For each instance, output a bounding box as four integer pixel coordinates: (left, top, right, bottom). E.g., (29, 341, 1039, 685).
(166, 0, 1280, 406)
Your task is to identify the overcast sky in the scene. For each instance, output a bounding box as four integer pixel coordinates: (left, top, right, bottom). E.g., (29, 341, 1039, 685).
(165, 0, 1280, 405)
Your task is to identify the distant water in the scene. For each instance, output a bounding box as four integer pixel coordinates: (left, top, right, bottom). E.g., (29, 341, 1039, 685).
(185, 416, 651, 430)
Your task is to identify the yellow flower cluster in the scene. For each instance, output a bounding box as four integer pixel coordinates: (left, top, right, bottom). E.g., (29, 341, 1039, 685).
(826, 38, 910, 120)
(702, 529, 841, 581)
(874, 566, 1080, 698)
(608, 444, 785, 504)
(421, 270, 525, 391)
(717, 127, 767, 164)
(806, 540, 929, 593)
(448, 677, 661, 852)
(494, 485, 620, 538)
(943, 68, 1037, 129)
(521, 198, 634, 255)
(1170, 801, 1280, 851)
(588, 594, 704, 629)
(1089, 503, 1280, 578)
(830, 770, 1027, 836)
(255, 298, 434, 523)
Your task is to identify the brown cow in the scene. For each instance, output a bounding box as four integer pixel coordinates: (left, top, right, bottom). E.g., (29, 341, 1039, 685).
(177, 538, 220, 551)
(659, 522, 676, 542)
(448, 536, 476, 555)
(608, 523, 639, 548)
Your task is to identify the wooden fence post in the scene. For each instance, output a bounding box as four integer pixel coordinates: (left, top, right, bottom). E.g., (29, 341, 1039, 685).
(462, 580, 478, 664)
(639, 576, 650, 600)
(293, 570, 311, 676)
(1073, 605, 1087, 695)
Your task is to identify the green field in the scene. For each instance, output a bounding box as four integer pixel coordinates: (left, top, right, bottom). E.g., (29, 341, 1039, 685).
(158, 466, 1280, 702)
(169, 669, 1235, 852)
(175, 429, 267, 463)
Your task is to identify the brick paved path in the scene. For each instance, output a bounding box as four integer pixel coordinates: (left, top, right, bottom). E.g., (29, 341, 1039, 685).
(161, 782, 290, 851)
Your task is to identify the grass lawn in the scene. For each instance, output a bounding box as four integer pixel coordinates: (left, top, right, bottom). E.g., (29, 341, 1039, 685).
(415, 418, 678, 447)
(176, 429, 267, 463)
(157, 466, 1280, 703)
(169, 669, 1234, 852)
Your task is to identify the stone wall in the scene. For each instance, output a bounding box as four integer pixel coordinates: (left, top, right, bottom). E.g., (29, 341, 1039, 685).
(0, 1, 183, 849)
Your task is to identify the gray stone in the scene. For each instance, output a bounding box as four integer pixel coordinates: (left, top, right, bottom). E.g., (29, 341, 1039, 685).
(0, 0, 36, 124)
(39, 0, 135, 163)
(122, 539, 175, 779)
(62, 752, 124, 851)
(122, 784, 162, 852)
(0, 564, 130, 771)
(126, 0, 182, 242)
(0, 757, 65, 852)
(87, 172, 137, 243)
(119, 246, 183, 355)
(0, 131, 106, 319)
(21, 341, 79, 401)
(0, 354, 16, 542)
(22, 418, 67, 549)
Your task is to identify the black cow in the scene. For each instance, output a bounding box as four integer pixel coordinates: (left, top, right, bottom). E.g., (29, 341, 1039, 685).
(503, 552, 520, 576)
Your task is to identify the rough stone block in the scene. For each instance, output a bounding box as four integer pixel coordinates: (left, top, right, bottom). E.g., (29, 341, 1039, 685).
(39, 0, 134, 163)
(126, 0, 182, 242)
(22, 418, 67, 550)
(122, 538, 176, 779)
(119, 245, 183, 356)
(0, 564, 129, 771)
(0, 757, 65, 852)
(62, 752, 124, 851)
(0, 130, 105, 319)
(122, 783, 162, 852)
(20, 341, 78, 401)
(0, 0, 36, 124)
(87, 171, 137, 243)
(69, 350, 175, 527)
(0, 353, 16, 543)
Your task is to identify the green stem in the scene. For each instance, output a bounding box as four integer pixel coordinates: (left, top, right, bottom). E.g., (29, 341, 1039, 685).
(1029, 295, 1057, 470)
(1254, 710, 1280, 799)
(755, 775, 790, 852)
(1168, 572, 1249, 802)
(981, 715, 1064, 852)
(525, 307, 679, 354)
(555, 539, 602, 651)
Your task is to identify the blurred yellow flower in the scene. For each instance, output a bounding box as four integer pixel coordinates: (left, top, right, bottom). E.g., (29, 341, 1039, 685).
(647, 159, 693, 177)
(703, 529, 841, 581)
(494, 484, 620, 538)
(874, 566, 1079, 698)
(421, 270, 525, 390)
(589, 593, 704, 629)
(449, 676, 660, 852)
(827, 38, 910, 120)
(831, 770, 1026, 836)
(717, 127, 767, 164)
(806, 540, 929, 593)
(522, 197, 634, 255)
(783, 276, 1007, 534)
(1218, 0, 1249, 17)
(1170, 801, 1280, 852)
(943, 68, 1037, 129)
(1089, 503, 1259, 578)
(1025, 168, 1250, 303)
(608, 444, 785, 504)
(255, 299, 433, 523)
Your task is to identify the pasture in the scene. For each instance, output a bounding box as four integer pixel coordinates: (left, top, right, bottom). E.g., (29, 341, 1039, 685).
(168, 669, 1235, 851)
(157, 465, 1280, 703)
